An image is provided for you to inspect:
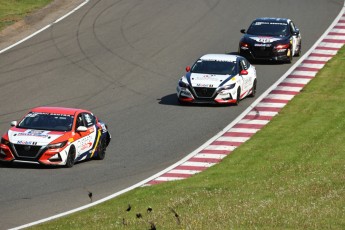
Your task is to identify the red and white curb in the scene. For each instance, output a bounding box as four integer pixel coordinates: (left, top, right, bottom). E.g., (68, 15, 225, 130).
(11, 3, 345, 230)
(144, 14, 345, 186)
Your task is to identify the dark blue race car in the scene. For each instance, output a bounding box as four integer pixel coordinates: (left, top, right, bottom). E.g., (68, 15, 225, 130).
(239, 17, 302, 63)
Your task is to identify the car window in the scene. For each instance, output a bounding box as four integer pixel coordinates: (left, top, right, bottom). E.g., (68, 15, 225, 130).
(247, 21, 289, 37)
(76, 113, 85, 129)
(83, 113, 96, 127)
(290, 21, 296, 34)
(17, 112, 74, 131)
(191, 60, 236, 75)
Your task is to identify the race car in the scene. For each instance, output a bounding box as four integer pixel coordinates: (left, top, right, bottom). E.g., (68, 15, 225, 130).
(176, 54, 257, 105)
(0, 107, 111, 168)
(239, 17, 302, 63)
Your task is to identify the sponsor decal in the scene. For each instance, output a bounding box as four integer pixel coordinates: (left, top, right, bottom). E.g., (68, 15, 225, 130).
(17, 140, 38, 145)
(250, 36, 282, 43)
(196, 84, 214, 87)
(17, 130, 50, 138)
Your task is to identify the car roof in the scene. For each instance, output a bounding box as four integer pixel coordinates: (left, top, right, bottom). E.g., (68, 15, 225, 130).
(253, 17, 290, 23)
(199, 54, 239, 62)
(30, 106, 89, 115)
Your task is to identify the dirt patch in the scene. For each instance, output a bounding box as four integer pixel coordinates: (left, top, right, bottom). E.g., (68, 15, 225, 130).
(0, 0, 85, 51)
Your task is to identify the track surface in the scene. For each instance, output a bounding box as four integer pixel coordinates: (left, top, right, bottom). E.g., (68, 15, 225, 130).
(0, 0, 342, 229)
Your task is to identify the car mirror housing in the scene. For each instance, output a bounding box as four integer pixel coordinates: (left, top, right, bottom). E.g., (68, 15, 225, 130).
(240, 29, 246, 34)
(240, 70, 248, 75)
(10, 121, 17, 127)
(186, 66, 191, 72)
(76, 126, 88, 132)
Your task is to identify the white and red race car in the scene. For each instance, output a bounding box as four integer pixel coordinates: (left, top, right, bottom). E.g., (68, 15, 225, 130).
(0, 107, 111, 167)
(177, 54, 257, 105)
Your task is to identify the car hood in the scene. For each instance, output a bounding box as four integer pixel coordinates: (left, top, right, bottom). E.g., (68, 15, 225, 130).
(188, 73, 233, 88)
(242, 34, 290, 45)
(8, 128, 65, 146)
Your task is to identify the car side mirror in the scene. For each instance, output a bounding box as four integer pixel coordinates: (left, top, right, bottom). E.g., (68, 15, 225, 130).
(186, 66, 191, 72)
(240, 29, 246, 34)
(293, 28, 300, 35)
(10, 121, 17, 127)
(76, 126, 88, 132)
(240, 70, 248, 75)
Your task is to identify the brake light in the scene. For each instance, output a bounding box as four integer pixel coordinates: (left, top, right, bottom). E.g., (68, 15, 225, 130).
(275, 44, 290, 49)
(240, 42, 249, 48)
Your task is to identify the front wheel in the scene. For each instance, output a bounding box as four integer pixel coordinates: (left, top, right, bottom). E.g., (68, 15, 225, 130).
(94, 138, 106, 160)
(65, 147, 75, 168)
(287, 48, 293, 63)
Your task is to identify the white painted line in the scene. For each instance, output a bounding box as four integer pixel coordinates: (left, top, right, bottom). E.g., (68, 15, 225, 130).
(216, 136, 250, 142)
(325, 35, 345, 40)
(255, 102, 287, 108)
(181, 162, 216, 167)
(247, 111, 278, 116)
(265, 94, 295, 100)
(275, 86, 303, 92)
(11, 2, 345, 230)
(305, 56, 332, 61)
(238, 119, 271, 125)
(194, 153, 227, 159)
(204, 145, 237, 151)
(169, 169, 202, 174)
(331, 28, 345, 33)
(318, 42, 344, 48)
(312, 49, 338, 55)
(153, 177, 184, 181)
(291, 70, 317, 77)
(0, 0, 90, 55)
(283, 78, 311, 84)
(228, 128, 259, 133)
(299, 63, 325, 69)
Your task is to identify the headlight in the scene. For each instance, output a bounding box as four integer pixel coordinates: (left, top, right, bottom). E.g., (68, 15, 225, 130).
(217, 83, 236, 92)
(178, 80, 189, 88)
(1, 138, 9, 145)
(47, 141, 67, 149)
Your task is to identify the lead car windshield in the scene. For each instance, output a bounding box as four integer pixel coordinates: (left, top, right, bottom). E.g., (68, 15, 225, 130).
(17, 112, 74, 131)
(247, 22, 289, 37)
(191, 60, 236, 75)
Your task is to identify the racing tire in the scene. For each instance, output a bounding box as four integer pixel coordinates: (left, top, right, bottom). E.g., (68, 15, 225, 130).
(94, 138, 106, 160)
(235, 88, 241, 106)
(295, 42, 302, 57)
(249, 79, 257, 97)
(65, 147, 75, 168)
(287, 48, 293, 64)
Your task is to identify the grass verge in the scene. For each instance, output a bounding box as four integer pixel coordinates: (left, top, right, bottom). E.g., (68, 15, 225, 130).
(0, 0, 53, 31)
(29, 46, 345, 229)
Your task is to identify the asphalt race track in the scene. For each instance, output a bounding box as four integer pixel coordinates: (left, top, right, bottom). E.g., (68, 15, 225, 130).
(0, 0, 343, 229)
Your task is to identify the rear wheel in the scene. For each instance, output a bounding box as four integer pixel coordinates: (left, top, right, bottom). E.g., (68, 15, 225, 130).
(235, 88, 241, 106)
(65, 147, 75, 168)
(249, 79, 257, 97)
(94, 138, 106, 160)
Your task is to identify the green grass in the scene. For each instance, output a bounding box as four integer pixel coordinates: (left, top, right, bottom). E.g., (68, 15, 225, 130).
(0, 0, 53, 31)
(29, 47, 345, 229)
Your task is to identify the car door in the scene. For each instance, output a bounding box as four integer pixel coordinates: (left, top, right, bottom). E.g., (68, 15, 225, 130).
(73, 112, 98, 160)
(239, 58, 253, 94)
(289, 21, 300, 55)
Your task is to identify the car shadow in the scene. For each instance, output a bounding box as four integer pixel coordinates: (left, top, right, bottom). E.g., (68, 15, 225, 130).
(0, 160, 84, 170)
(226, 51, 286, 65)
(158, 94, 235, 107)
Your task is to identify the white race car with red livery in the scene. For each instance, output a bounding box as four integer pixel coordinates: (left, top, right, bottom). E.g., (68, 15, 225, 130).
(177, 54, 257, 105)
(0, 107, 111, 168)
